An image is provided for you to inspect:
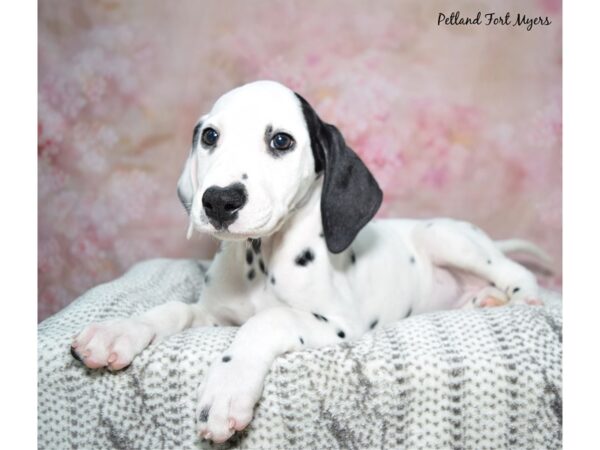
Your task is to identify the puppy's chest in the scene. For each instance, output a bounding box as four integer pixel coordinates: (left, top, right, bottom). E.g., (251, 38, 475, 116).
(245, 238, 350, 312)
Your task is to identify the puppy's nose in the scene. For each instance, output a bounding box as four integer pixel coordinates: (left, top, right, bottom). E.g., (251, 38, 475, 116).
(202, 183, 248, 229)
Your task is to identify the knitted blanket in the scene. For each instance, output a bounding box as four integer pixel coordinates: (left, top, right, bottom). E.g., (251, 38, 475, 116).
(38, 258, 562, 449)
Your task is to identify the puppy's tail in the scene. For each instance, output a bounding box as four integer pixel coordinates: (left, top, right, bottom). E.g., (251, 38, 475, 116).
(495, 239, 554, 274)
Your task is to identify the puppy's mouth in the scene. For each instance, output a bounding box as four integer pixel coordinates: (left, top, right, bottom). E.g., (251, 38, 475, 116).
(189, 209, 275, 241)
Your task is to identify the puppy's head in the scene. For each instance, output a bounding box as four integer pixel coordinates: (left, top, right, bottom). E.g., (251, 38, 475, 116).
(178, 80, 382, 253)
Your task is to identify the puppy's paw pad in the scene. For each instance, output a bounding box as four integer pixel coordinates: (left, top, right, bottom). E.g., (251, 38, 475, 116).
(525, 298, 544, 306)
(465, 286, 509, 309)
(479, 296, 508, 308)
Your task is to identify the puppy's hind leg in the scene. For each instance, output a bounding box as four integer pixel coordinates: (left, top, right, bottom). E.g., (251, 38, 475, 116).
(414, 219, 542, 307)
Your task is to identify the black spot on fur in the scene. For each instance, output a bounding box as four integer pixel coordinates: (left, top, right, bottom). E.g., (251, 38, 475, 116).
(247, 269, 255, 280)
(490, 281, 496, 287)
(264, 124, 273, 140)
(405, 307, 412, 318)
(222, 355, 231, 363)
(246, 249, 253, 265)
(369, 319, 379, 330)
(337, 330, 345, 339)
(299, 336, 304, 345)
(199, 407, 210, 422)
(204, 274, 210, 284)
(472, 297, 477, 304)
(426, 222, 434, 228)
(70, 346, 83, 363)
(270, 276, 276, 285)
(242, 173, 248, 180)
(512, 287, 520, 294)
(259, 259, 267, 275)
(251, 238, 261, 253)
(295, 248, 315, 266)
(319, 232, 324, 238)
(312, 312, 328, 322)
(350, 250, 356, 264)
(487, 259, 492, 264)
(409, 255, 416, 264)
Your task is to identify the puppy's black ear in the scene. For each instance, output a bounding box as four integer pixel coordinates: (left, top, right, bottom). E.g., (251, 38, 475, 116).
(295, 93, 383, 253)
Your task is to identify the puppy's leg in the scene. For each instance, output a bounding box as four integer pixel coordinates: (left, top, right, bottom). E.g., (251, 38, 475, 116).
(415, 219, 542, 307)
(196, 306, 346, 443)
(71, 301, 214, 370)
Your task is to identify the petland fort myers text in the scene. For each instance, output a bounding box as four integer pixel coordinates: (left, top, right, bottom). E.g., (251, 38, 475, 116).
(438, 11, 552, 31)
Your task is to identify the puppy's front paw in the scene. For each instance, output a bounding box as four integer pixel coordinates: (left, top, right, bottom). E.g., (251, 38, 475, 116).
(196, 355, 262, 443)
(71, 319, 155, 370)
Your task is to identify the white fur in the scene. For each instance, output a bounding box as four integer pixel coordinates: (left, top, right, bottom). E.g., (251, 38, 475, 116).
(73, 80, 547, 444)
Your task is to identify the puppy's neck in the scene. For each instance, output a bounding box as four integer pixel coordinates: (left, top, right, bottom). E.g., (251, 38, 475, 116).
(283, 176, 323, 230)
(242, 177, 324, 269)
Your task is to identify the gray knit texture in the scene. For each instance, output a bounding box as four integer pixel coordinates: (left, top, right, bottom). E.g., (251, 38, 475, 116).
(38, 258, 562, 449)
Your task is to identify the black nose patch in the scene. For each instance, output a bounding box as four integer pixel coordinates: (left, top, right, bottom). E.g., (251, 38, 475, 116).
(202, 182, 248, 229)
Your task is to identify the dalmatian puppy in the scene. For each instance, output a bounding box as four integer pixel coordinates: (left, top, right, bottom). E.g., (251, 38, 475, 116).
(71, 80, 549, 443)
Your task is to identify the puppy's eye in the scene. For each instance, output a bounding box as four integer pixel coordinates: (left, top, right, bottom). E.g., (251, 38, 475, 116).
(270, 133, 295, 151)
(201, 128, 219, 147)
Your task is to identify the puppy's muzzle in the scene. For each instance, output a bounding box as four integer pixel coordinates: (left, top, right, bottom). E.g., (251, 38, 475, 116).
(202, 183, 248, 229)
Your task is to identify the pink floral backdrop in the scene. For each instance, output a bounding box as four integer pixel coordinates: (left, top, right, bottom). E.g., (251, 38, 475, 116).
(38, 0, 562, 321)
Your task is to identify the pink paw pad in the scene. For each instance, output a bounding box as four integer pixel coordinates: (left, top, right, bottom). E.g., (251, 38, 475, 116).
(480, 297, 507, 308)
(525, 298, 544, 306)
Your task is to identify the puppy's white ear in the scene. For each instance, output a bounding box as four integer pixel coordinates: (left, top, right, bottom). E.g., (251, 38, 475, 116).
(177, 122, 202, 215)
(177, 151, 196, 215)
(295, 93, 383, 254)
